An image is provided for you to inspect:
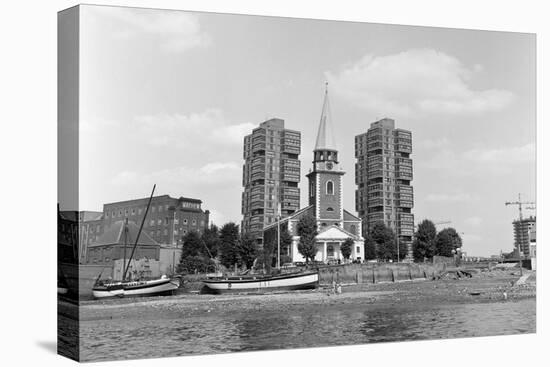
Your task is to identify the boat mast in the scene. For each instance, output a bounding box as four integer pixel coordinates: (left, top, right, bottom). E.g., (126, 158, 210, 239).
(122, 218, 128, 280)
(277, 203, 281, 270)
(122, 184, 156, 281)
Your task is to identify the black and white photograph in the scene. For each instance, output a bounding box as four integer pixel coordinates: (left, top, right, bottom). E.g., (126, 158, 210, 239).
(54, 3, 540, 362)
(0, 1, 544, 366)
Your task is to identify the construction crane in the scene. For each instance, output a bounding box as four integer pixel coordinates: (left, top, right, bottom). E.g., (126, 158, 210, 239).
(505, 193, 535, 275)
(505, 193, 535, 222)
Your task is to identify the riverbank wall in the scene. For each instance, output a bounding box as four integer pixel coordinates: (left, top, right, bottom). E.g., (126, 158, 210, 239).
(316, 262, 446, 285)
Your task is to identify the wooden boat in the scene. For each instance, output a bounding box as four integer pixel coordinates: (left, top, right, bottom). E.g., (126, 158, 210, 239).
(92, 185, 180, 299)
(203, 270, 319, 294)
(92, 276, 180, 299)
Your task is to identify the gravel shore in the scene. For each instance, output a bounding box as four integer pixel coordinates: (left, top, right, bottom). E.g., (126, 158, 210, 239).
(71, 270, 535, 322)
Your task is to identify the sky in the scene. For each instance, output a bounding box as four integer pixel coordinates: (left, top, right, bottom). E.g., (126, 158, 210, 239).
(78, 5, 536, 257)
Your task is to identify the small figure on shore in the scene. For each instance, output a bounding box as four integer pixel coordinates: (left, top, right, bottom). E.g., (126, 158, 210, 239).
(503, 292, 508, 300)
(332, 280, 337, 294)
(336, 283, 342, 294)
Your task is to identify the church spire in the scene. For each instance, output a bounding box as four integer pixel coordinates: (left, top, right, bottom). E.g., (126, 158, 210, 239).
(314, 82, 338, 152)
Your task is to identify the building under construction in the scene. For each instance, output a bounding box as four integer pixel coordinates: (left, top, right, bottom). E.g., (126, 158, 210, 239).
(513, 216, 536, 257)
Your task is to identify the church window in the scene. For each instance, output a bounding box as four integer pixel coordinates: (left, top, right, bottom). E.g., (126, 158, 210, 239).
(326, 181, 334, 195)
(327, 207, 334, 212)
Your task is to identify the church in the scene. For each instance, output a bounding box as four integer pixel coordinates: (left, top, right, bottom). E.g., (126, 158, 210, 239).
(263, 87, 364, 263)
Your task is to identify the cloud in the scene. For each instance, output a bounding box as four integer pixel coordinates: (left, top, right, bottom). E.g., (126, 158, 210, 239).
(110, 162, 242, 226)
(111, 162, 241, 188)
(326, 48, 515, 117)
(462, 233, 482, 244)
(464, 216, 483, 227)
(82, 109, 250, 225)
(417, 142, 535, 179)
(200, 162, 241, 175)
(418, 137, 450, 150)
(131, 109, 255, 162)
(134, 109, 253, 146)
(87, 6, 210, 53)
(426, 193, 472, 202)
(463, 143, 535, 163)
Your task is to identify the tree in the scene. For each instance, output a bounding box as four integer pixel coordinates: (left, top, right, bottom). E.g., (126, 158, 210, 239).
(435, 228, 462, 257)
(364, 234, 376, 260)
(412, 219, 437, 262)
(178, 231, 214, 274)
(237, 232, 257, 269)
(201, 224, 220, 258)
(370, 221, 396, 261)
(297, 215, 318, 263)
(280, 227, 293, 259)
(259, 223, 293, 273)
(341, 238, 353, 260)
(180, 231, 203, 260)
(219, 222, 240, 269)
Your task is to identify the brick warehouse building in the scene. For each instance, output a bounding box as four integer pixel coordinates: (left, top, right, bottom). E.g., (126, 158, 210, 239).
(101, 195, 210, 246)
(77, 195, 210, 260)
(241, 118, 301, 245)
(355, 118, 414, 259)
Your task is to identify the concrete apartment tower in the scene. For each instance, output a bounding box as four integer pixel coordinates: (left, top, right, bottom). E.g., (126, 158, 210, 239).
(355, 118, 414, 258)
(241, 118, 301, 245)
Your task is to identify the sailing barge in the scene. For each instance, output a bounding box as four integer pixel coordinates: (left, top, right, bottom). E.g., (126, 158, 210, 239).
(202, 270, 319, 294)
(92, 184, 180, 299)
(92, 276, 180, 299)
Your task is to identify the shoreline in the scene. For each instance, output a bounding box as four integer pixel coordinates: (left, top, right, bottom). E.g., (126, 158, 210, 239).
(66, 271, 536, 322)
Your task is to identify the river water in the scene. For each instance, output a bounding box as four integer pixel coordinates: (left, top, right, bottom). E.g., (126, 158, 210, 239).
(75, 298, 535, 362)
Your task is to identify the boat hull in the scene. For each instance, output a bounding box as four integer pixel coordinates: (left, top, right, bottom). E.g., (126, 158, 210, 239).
(92, 278, 180, 299)
(203, 271, 319, 294)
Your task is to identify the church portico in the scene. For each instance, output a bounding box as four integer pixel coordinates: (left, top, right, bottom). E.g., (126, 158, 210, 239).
(290, 225, 364, 263)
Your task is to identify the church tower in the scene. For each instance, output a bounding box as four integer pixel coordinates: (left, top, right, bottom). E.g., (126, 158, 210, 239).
(262, 83, 364, 263)
(307, 84, 345, 228)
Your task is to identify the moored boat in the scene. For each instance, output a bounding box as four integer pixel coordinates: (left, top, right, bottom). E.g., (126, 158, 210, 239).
(92, 276, 180, 299)
(203, 270, 319, 294)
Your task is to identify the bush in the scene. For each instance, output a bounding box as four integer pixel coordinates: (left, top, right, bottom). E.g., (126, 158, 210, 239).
(177, 256, 216, 274)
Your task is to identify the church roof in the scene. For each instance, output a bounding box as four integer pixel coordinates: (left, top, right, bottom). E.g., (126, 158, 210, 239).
(314, 84, 338, 151)
(343, 209, 361, 221)
(263, 205, 315, 231)
(316, 224, 360, 241)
